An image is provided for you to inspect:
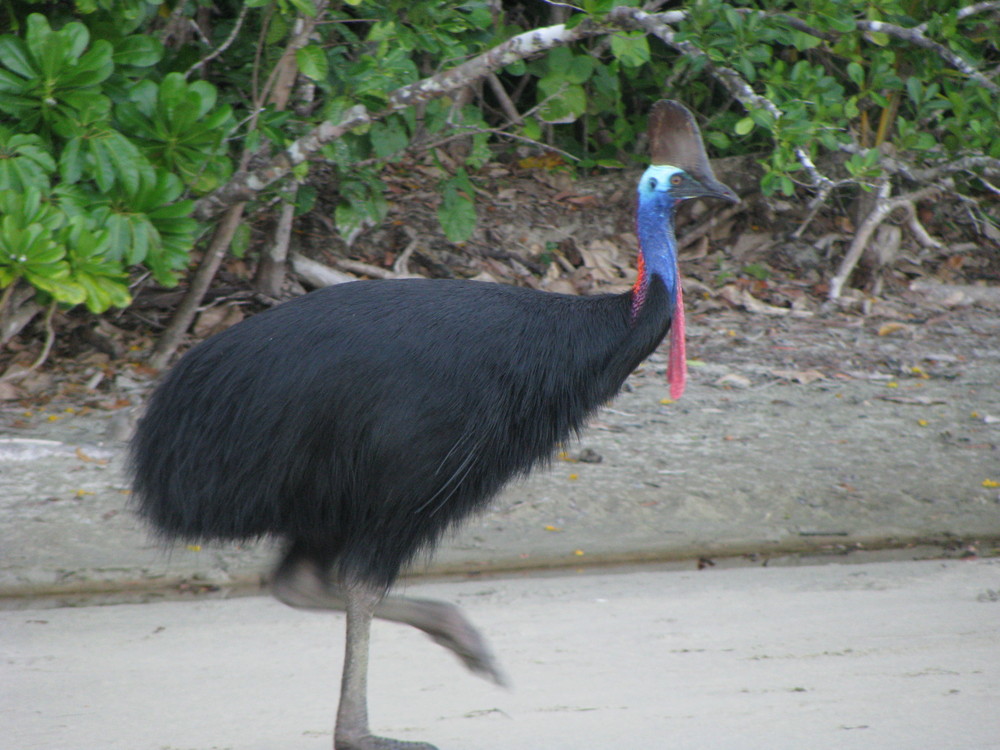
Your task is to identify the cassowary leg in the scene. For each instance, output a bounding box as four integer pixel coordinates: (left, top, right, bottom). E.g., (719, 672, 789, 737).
(335, 585, 436, 750)
(272, 548, 505, 686)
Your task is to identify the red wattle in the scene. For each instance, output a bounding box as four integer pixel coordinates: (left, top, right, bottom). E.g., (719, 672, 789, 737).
(666, 284, 687, 400)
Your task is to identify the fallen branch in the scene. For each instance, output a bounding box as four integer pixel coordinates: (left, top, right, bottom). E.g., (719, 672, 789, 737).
(827, 181, 945, 301)
(291, 253, 357, 288)
(334, 257, 422, 280)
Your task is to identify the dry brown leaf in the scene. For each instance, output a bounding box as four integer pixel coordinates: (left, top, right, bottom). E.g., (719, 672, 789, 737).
(877, 322, 911, 336)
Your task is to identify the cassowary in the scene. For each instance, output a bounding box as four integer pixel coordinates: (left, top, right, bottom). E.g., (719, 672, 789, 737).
(129, 99, 738, 750)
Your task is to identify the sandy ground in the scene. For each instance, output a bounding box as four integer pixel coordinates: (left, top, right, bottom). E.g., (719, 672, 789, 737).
(4, 558, 999, 750)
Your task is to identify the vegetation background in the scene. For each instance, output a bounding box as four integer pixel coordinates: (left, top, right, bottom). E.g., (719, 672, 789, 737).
(0, 0, 997, 377)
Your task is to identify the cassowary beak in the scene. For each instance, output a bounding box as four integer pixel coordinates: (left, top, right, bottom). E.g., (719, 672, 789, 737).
(699, 176, 740, 204)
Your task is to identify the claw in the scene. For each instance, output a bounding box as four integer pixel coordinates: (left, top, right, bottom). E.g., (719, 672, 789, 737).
(335, 734, 438, 750)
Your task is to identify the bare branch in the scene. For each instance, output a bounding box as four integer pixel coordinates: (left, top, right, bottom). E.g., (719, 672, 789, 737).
(185, 3, 250, 79)
(828, 179, 893, 301)
(486, 73, 522, 125)
(909, 154, 1000, 182)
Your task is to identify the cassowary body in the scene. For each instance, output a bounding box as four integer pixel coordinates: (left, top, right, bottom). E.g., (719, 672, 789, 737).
(133, 278, 670, 588)
(129, 100, 737, 750)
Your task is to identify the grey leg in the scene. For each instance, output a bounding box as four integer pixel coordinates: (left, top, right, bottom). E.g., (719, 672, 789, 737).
(272, 550, 506, 685)
(335, 585, 436, 750)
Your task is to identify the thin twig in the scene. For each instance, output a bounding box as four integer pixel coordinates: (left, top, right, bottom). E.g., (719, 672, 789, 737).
(424, 126, 580, 162)
(185, 3, 250, 79)
(678, 202, 746, 249)
(486, 73, 522, 125)
(150, 204, 247, 368)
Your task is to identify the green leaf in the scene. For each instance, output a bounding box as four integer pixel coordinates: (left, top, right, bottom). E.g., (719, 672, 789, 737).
(113, 36, 163, 67)
(735, 117, 755, 135)
(610, 32, 650, 68)
(742, 263, 770, 281)
(0, 37, 34, 78)
(847, 61, 865, 88)
(89, 139, 116, 192)
(296, 45, 329, 83)
(537, 78, 587, 123)
(438, 186, 476, 243)
(288, 0, 318, 17)
(335, 202, 367, 242)
(370, 118, 409, 159)
(562, 54, 595, 85)
(59, 137, 84, 184)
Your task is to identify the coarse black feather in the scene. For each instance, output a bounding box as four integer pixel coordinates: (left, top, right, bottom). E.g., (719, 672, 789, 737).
(129, 276, 671, 589)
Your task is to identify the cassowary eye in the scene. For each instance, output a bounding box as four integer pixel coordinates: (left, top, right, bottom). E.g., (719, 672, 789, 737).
(670, 174, 684, 186)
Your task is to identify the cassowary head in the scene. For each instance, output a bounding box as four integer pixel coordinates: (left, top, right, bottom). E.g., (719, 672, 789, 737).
(639, 100, 739, 208)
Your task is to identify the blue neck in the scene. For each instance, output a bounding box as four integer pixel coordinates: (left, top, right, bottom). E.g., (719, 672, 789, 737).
(635, 197, 679, 304)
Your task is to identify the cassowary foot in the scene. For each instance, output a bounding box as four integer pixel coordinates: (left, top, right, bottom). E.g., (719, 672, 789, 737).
(335, 733, 438, 750)
(396, 598, 507, 687)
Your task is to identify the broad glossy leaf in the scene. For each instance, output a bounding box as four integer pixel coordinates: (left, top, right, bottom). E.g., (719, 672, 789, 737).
(102, 132, 145, 194)
(127, 216, 151, 265)
(188, 80, 217, 118)
(89, 138, 116, 192)
(30, 273, 86, 305)
(288, 0, 318, 17)
(147, 200, 196, 220)
(61, 21, 90, 61)
(112, 35, 162, 67)
(61, 41, 114, 86)
(0, 37, 35, 78)
(0, 68, 30, 93)
(23, 14, 54, 60)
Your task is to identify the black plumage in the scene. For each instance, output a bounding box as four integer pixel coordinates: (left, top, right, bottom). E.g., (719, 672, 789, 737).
(131, 277, 670, 589)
